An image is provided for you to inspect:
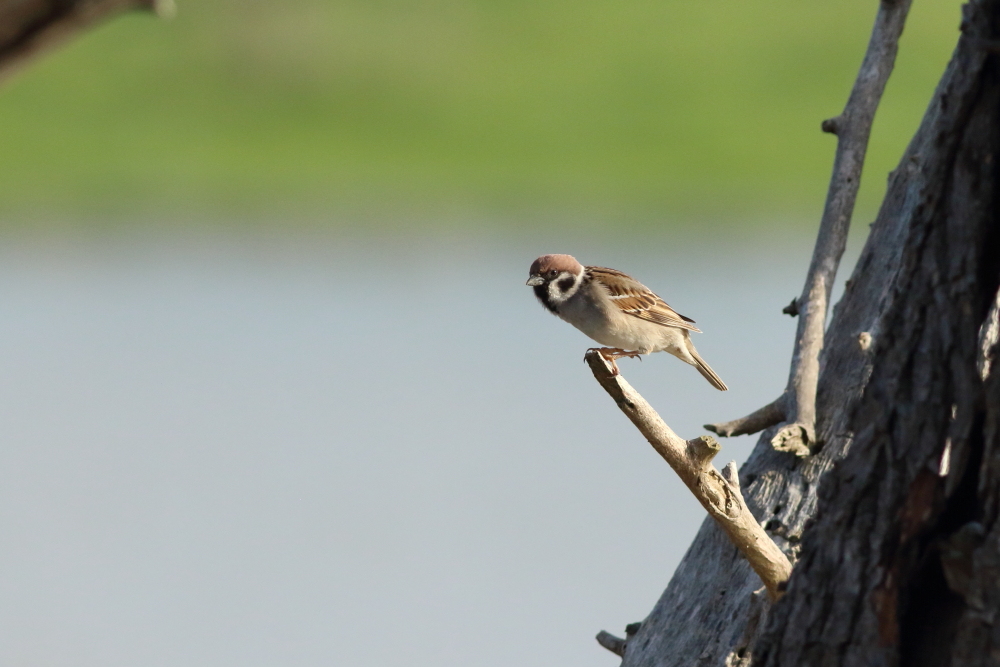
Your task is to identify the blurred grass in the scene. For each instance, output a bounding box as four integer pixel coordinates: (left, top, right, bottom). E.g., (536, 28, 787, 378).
(0, 0, 965, 228)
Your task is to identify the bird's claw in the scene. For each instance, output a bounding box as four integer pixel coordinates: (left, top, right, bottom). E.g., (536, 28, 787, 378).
(584, 347, 636, 375)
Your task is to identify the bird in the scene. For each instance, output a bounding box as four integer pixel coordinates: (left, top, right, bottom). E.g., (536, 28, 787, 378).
(526, 253, 728, 390)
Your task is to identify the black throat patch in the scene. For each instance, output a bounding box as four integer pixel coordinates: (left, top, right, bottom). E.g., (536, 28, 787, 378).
(533, 284, 557, 313)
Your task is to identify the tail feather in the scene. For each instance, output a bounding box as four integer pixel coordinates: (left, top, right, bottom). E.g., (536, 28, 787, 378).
(688, 347, 728, 391)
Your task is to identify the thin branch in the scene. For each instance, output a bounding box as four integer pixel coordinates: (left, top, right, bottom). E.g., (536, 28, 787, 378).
(0, 0, 173, 83)
(705, 394, 786, 438)
(585, 350, 793, 600)
(706, 0, 912, 450)
(596, 631, 626, 657)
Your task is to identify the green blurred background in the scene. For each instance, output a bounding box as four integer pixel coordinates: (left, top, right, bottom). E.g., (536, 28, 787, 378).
(0, 0, 965, 229)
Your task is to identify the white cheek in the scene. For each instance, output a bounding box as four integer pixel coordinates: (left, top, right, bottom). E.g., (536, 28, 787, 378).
(547, 279, 563, 303)
(546, 270, 584, 304)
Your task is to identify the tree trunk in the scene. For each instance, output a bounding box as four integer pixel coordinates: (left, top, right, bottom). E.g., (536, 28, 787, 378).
(0, 0, 167, 83)
(616, 2, 1000, 665)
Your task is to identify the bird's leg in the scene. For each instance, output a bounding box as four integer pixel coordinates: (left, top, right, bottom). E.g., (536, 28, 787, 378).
(586, 348, 643, 376)
(604, 348, 643, 361)
(585, 347, 620, 375)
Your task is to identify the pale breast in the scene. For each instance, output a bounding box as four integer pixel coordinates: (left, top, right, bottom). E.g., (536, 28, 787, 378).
(557, 283, 691, 354)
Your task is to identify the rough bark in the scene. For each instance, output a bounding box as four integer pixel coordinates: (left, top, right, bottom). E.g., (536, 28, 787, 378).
(755, 1, 1000, 663)
(0, 0, 170, 82)
(612, 1, 1000, 665)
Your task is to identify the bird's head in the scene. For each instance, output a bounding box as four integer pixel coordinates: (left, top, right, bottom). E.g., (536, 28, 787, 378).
(527, 254, 585, 310)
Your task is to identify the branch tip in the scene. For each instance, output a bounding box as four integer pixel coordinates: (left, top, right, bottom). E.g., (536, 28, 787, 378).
(782, 298, 800, 317)
(596, 631, 626, 657)
(722, 461, 740, 491)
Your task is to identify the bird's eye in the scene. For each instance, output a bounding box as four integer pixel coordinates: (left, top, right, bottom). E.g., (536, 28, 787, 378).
(548, 270, 559, 278)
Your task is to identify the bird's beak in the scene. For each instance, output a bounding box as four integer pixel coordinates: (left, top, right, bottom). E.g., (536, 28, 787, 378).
(526, 276, 544, 286)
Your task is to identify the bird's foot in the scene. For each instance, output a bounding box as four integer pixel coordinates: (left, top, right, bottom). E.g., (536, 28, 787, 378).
(586, 348, 643, 376)
(602, 348, 643, 361)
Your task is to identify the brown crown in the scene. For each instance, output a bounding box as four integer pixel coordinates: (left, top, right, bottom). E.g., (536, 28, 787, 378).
(529, 254, 584, 276)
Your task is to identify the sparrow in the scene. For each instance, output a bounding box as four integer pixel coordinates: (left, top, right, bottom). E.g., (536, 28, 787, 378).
(526, 254, 728, 390)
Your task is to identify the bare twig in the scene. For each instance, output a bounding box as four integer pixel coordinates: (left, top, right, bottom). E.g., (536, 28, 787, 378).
(585, 350, 793, 600)
(596, 631, 627, 657)
(704, 394, 786, 438)
(706, 0, 912, 451)
(0, 0, 172, 83)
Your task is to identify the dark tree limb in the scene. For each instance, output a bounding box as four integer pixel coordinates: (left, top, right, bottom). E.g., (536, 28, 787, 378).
(615, 2, 988, 664)
(754, 2, 1000, 660)
(706, 0, 913, 453)
(585, 350, 793, 600)
(0, 0, 172, 82)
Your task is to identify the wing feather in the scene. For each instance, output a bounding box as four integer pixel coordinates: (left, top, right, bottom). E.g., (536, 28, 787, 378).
(587, 266, 702, 333)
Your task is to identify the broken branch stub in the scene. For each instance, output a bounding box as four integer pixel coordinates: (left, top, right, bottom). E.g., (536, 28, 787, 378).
(596, 631, 627, 658)
(596, 622, 643, 658)
(705, 0, 913, 451)
(585, 350, 792, 600)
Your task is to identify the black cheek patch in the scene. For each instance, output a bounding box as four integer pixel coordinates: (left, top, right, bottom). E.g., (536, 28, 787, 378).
(557, 276, 576, 292)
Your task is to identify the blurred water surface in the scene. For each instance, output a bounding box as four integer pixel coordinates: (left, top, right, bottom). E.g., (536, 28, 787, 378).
(0, 225, 845, 666)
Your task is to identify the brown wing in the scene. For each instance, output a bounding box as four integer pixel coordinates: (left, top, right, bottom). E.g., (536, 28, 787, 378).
(588, 266, 702, 333)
